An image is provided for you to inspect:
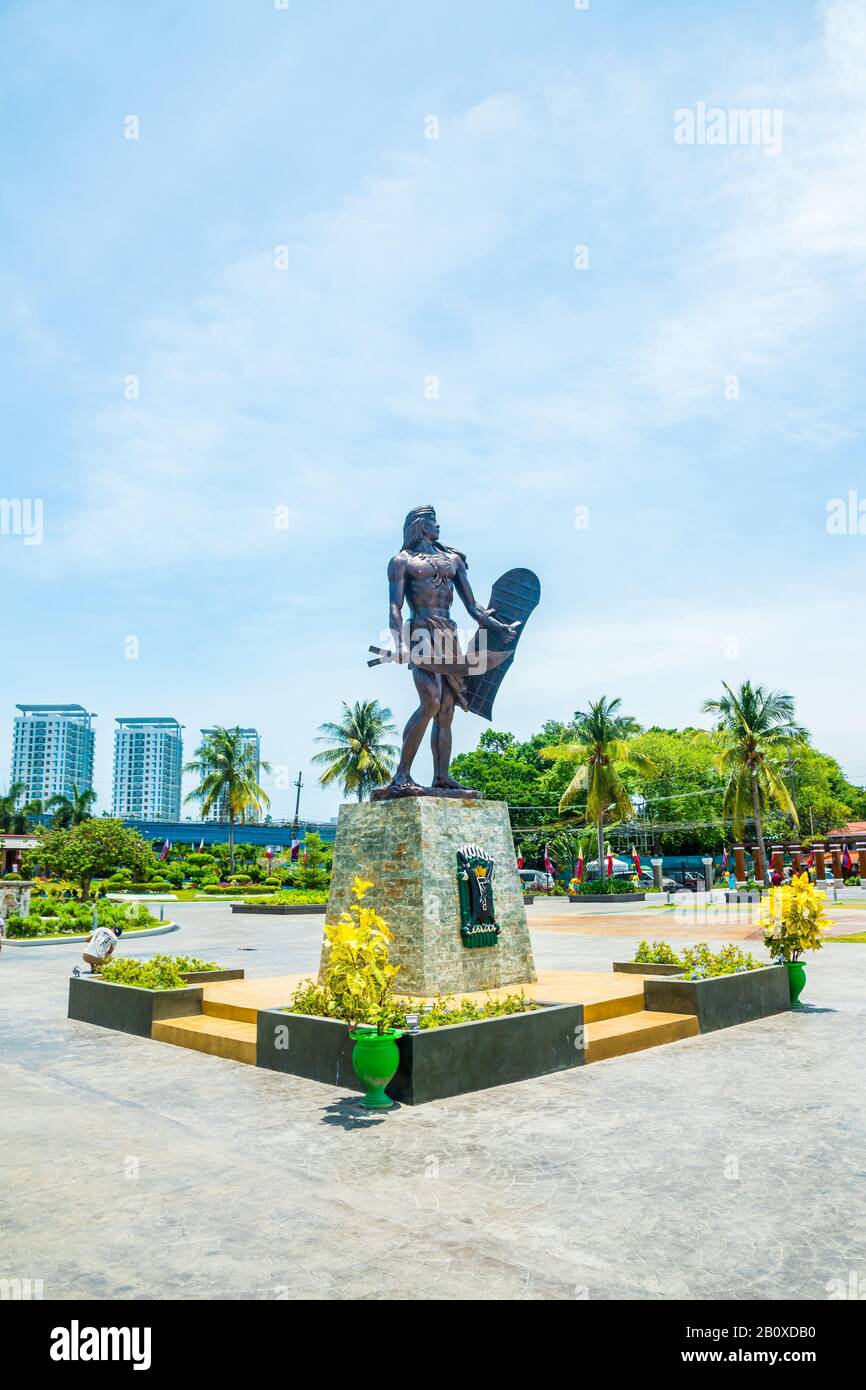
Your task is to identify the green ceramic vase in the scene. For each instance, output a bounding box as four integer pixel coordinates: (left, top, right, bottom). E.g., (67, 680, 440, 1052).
(350, 1027, 403, 1109)
(785, 960, 807, 1006)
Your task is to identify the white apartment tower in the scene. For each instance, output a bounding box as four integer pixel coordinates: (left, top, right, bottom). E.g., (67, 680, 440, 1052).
(11, 705, 96, 804)
(112, 718, 183, 820)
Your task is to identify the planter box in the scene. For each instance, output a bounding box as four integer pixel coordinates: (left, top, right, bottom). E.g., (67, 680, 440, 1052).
(68, 975, 203, 1038)
(613, 961, 683, 976)
(180, 969, 245, 984)
(643, 964, 790, 1033)
(231, 903, 327, 916)
(568, 893, 646, 904)
(256, 1002, 586, 1106)
(522, 895, 535, 905)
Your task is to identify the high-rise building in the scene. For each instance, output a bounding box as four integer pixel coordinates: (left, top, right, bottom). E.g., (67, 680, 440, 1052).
(11, 704, 96, 805)
(112, 718, 183, 821)
(199, 727, 262, 823)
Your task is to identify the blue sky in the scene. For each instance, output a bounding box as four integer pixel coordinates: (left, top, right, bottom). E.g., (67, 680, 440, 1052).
(2, 0, 865, 820)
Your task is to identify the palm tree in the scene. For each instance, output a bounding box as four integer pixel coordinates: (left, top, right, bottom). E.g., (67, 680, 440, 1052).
(701, 681, 805, 886)
(312, 700, 398, 801)
(184, 727, 271, 873)
(540, 696, 656, 881)
(0, 782, 44, 833)
(45, 782, 97, 829)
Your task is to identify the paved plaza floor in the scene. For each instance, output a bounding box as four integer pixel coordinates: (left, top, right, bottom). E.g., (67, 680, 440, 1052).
(2, 901, 864, 1300)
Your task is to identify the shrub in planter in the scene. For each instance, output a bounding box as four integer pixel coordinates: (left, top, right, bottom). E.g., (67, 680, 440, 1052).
(97, 954, 189, 989)
(634, 939, 683, 967)
(574, 877, 640, 896)
(110, 880, 171, 893)
(844, 876, 861, 887)
(225, 874, 252, 885)
(760, 872, 830, 1004)
(168, 954, 221, 973)
(678, 942, 763, 981)
(242, 888, 328, 905)
(6, 900, 158, 937)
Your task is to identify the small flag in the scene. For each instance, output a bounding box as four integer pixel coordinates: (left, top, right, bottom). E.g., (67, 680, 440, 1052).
(160, 839, 170, 861)
(517, 848, 524, 870)
(721, 846, 729, 872)
(631, 845, 642, 875)
(842, 844, 852, 873)
(805, 849, 814, 867)
(265, 846, 274, 862)
(576, 850, 585, 883)
(290, 838, 300, 863)
(605, 851, 613, 878)
(198, 838, 205, 854)
(303, 847, 308, 866)
(543, 845, 554, 875)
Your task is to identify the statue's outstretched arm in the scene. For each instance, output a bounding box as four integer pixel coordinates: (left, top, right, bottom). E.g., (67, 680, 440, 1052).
(454, 561, 520, 641)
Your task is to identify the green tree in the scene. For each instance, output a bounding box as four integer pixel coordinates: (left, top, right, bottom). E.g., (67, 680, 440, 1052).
(622, 728, 728, 853)
(45, 782, 97, 829)
(541, 696, 656, 880)
(30, 819, 153, 899)
(450, 723, 571, 827)
(700, 681, 804, 886)
(296, 830, 331, 889)
(184, 727, 271, 873)
(312, 700, 398, 801)
(0, 782, 44, 833)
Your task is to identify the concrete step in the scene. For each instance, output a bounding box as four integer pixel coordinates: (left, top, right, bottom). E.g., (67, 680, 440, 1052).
(585, 1010, 699, 1064)
(151, 1014, 257, 1065)
(582, 978, 648, 1024)
(202, 998, 258, 1024)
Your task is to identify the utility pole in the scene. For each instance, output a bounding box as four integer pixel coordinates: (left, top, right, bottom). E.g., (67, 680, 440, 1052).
(785, 752, 800, 822)
(291, 772, 303, 840)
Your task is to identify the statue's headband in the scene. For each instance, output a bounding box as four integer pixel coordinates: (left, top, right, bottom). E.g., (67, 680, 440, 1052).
(403, 505, 436, 544)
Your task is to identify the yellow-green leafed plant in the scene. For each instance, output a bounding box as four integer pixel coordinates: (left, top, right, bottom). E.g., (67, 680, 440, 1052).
(761, 872, 830, 963)
(322, 877, 400, 1033)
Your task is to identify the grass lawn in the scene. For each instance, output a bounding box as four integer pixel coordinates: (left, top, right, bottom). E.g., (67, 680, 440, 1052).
(827, 933, 866, 944)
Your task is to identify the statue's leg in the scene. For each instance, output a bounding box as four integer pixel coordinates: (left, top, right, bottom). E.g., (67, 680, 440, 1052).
(392, 668, 441, 786)
(431, 682, 457, 786)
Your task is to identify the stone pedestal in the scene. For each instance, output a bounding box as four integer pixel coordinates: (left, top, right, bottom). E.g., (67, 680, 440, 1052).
(319, 798, 537, 996)
(0, 879, 32, 922)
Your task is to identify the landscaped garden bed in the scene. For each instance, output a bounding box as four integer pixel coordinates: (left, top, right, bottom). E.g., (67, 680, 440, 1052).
(570, 892, 645, 903)
(232, 889, 329, 916)
(643, 965, 790, 1032)
(4, 899, 174, 945)
(567, 878, 646, 904)
(618, 940, 791, 1031)
(257, 1000, 585, 1105)
(67, 955, 243, 1035)
(613, 939, 688, 975)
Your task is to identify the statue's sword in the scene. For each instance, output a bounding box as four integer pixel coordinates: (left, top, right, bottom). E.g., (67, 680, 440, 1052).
(367, 644, 512, 678)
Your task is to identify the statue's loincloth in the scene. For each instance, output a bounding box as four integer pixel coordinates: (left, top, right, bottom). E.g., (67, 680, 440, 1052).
(408, 609, 469, 710)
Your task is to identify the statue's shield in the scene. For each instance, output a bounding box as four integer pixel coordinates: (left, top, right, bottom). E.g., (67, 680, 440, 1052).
(463, 568, 541, 720)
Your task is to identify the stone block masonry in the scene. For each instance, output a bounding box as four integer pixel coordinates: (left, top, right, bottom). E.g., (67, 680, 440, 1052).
(319, 798, 537, 995)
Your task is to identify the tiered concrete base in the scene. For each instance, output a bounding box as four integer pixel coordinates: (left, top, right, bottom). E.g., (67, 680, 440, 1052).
(151, 970, 699, 1070)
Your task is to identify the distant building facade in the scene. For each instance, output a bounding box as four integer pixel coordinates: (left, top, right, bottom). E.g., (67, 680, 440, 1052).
(112, 717, 183, 820)
(199, 727, 262, 823)
(11, 704, 96, 804)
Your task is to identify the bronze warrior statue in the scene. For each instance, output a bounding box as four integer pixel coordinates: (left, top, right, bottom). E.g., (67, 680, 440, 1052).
(369, 505, 540, 798)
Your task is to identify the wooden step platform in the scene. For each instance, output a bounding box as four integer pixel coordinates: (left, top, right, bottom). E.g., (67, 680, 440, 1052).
(585, 1010, 699, 1064)
(149, 970, 699, 1075)
(151, 1014, 257, 1065)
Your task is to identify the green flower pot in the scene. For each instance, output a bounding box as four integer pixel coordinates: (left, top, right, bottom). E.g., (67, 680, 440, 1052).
(785, 960, 807, 1006)
(350, 1027, 403, 1109)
